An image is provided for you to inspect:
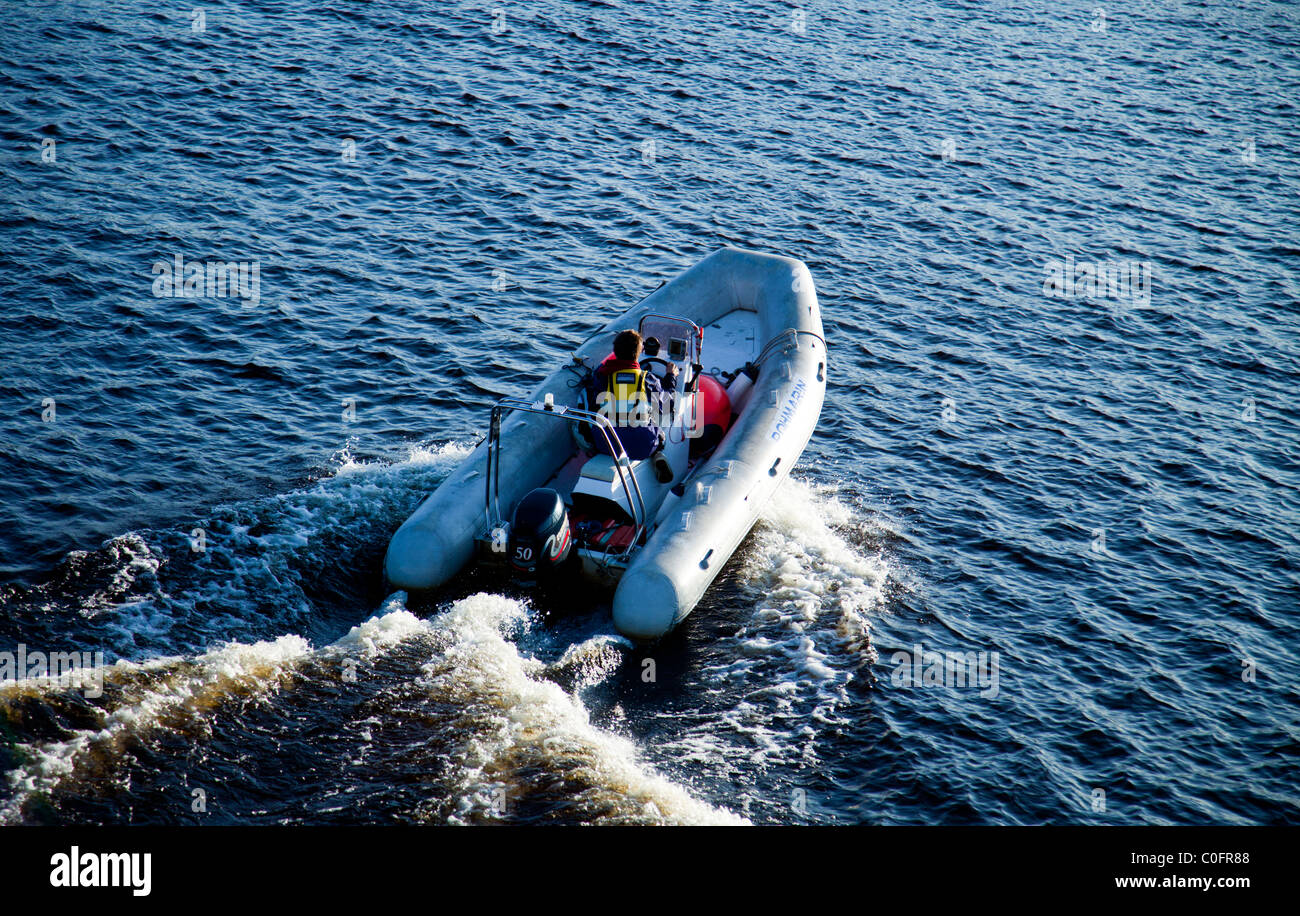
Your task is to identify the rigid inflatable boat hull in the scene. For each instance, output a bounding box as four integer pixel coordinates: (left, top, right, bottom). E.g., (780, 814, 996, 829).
(384, 247, 826, 640)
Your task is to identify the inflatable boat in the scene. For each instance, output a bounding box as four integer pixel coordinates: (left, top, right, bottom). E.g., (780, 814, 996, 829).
(384, 247, 826, 639)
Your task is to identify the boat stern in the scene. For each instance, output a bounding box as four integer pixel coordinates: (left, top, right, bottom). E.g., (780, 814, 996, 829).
(612, 567, 682, 640)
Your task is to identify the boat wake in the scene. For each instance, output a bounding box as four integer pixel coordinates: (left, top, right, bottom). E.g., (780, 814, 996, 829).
(409, 593, 746, 825)
(0, 444, 893, 824)
(0, 595, 424, 824)
(635, 477, 898, 820)
(742, 477, 892, 667)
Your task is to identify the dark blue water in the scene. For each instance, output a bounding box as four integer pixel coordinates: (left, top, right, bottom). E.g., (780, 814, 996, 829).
(1, 0, 1297, 824)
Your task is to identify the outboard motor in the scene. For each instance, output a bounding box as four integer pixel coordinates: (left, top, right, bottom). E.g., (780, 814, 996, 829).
(508, 488, 573, 583)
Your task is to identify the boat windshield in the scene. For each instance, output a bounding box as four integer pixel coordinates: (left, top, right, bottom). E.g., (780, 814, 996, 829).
(639, 314, 701, 367)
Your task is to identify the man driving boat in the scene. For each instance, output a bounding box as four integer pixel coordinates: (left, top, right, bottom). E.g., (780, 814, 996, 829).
(589, 329, 676, 483)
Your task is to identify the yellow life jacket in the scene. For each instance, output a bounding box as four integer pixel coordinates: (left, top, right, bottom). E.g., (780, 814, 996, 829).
(605, 368, 651, 427)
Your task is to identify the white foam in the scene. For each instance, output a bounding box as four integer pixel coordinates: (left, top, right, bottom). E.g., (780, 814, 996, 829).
(333, 440, 475, 478)
(545, 633, 635, 690)
(43, 439, 478, 660)
(330, 592, 431, 655)
(415, 593, 746, 825)
(647, 476, 894, 777)
(742, 476, 890, 663)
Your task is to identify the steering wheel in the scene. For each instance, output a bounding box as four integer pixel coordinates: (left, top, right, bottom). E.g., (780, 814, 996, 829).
(639, 356, 676, 377)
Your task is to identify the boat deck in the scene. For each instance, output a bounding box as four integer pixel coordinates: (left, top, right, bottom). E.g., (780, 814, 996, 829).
(701, 308, 760, 378)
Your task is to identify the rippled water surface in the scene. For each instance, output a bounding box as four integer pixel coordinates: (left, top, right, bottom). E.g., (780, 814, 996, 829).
(1, 0, 1298, 825)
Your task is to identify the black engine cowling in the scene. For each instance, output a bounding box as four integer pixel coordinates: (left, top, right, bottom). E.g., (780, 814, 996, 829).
(508, 488, 572, 581)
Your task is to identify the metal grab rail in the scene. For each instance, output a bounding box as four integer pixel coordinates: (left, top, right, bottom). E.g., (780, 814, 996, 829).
(484, 396, 649, 555)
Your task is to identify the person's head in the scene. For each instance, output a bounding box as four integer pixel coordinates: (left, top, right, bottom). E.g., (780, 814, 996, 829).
(614, 329, 642, 361)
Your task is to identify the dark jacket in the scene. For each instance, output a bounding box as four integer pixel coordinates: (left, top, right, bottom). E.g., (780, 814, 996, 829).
(587, 355, 677, 459)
